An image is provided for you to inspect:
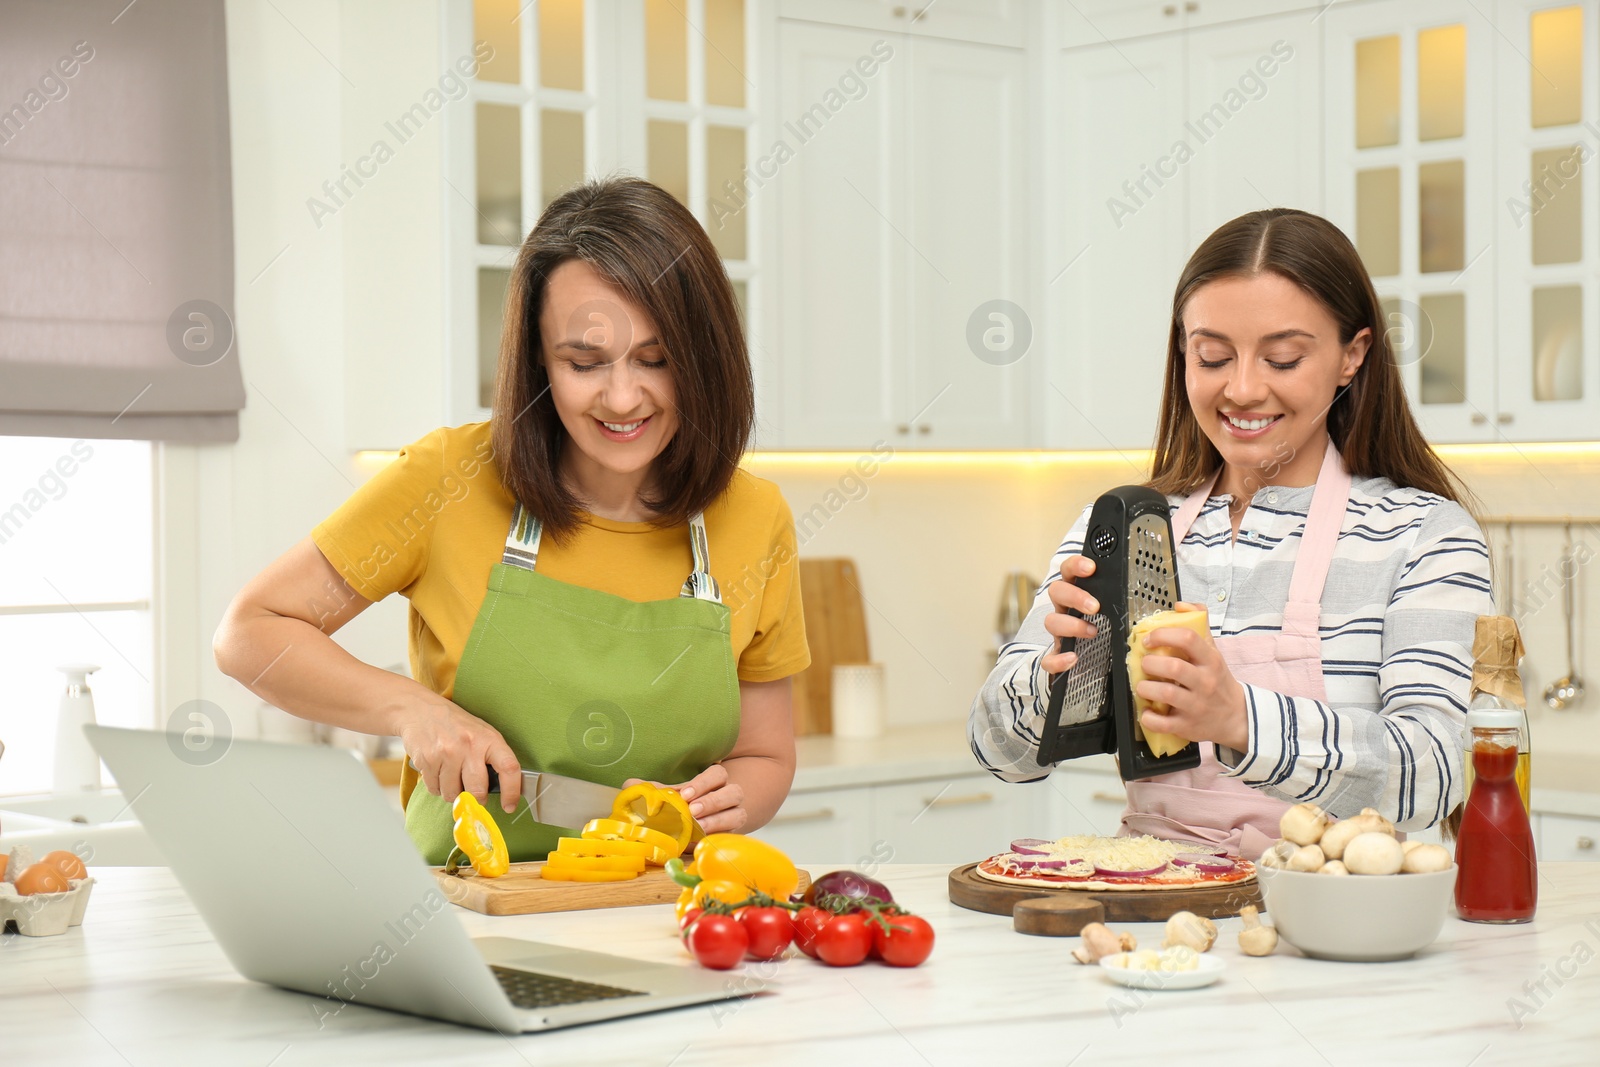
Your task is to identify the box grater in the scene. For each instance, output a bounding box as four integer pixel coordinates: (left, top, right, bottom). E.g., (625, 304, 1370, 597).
(1034, 486, 1203, 780)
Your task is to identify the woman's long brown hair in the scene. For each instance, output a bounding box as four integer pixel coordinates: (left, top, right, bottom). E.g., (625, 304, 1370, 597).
(1149, 208, 1477, 837)
(490, 177, 754, 542)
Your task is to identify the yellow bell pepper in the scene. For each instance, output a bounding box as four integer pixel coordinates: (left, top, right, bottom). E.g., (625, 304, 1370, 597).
(692, 878, 752, 910)
(581, 818, 682, 865)
(543, 852, 646, 874)
(540, 866, 642, 883)
(691, 834, 799, 901)
(610, 783, 698, 854)
(554, 836, 653, 860)
(450, 792, 509, 878)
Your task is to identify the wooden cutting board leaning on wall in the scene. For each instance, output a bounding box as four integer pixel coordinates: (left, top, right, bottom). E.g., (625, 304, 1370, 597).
(791, 558, 871, 735)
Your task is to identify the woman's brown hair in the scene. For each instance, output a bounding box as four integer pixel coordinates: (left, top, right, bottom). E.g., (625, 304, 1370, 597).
(1149, 208, 1477, 837)
(490, 176, 754, 541)
(1148, 207, 1473, 508)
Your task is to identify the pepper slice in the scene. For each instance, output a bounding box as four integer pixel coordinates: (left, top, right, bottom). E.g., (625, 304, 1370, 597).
(543, 852, 647, 874)
(540, 866, 643, 883)
(450, 792, 510, 878)
(610, 783, 699, 855)
(581, 818, 682, 865)
(554, 836, 653, 860)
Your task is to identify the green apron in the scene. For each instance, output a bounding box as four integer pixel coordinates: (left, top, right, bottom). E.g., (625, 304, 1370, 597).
(404, 504, 742, 863)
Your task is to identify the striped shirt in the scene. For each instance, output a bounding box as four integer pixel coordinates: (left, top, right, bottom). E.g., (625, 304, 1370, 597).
(968, 475, 1494, 832)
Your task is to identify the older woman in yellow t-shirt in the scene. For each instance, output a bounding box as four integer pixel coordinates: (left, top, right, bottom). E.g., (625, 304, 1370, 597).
(214, 178, 809, 861)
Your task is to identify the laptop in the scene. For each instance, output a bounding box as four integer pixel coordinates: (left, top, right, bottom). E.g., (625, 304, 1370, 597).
(86, 725, 744, 1033)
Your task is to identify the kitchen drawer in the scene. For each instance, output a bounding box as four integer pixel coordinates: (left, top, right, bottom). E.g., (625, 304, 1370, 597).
(1539, 814, 1600, 862)
(750, 786, 872, 868)
(1047, 768, 1128, 837)
(870, 775, 1044, 864)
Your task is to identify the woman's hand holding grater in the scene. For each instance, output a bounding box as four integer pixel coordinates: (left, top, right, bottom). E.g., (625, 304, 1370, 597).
(1041, 554, 1103, 675)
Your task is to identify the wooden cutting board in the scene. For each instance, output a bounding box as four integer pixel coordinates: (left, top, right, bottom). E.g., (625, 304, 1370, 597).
(435, 863, 812, 916)
(948, 862, 1261, 929)
(791, 558, 871, 736)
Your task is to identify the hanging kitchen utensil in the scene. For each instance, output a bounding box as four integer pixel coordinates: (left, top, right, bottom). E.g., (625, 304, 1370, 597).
(1035, 486, 1202, 779)
(1544, 520, 1585, 710)
(1500, 522, 1516, 619)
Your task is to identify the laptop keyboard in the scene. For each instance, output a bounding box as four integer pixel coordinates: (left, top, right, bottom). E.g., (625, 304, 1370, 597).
(490, 965, 649, 1010)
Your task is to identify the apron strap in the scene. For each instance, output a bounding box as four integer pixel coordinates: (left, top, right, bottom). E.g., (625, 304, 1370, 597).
(501, 504, 723, 604)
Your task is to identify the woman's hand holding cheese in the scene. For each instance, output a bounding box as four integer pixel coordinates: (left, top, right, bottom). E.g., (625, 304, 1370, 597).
(1133, 601, 1249, 754)
(1040, 554, 1102, 676)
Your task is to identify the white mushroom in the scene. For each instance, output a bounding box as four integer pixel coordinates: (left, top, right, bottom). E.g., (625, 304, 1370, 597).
(1318, 860, 1349, 876)
(1400, 839, 1424, 855)
(1238, 905, 1278, 956)
(1400, 843, 1453, 874)
(1072, 922, 1137, 964)
(1163, 911, 1218, 953)
(1359, 808, 1397, 836)
(1342, 832, 1405, 875)
(1257, 841, 1296, 869)
(1318, 813, 1394, 860)
(1286, 844, 1326, 872)
(1279, 803, 1329, 846)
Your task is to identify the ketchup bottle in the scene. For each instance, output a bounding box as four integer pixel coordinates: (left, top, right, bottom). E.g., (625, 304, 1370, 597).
(1454, 712, 1537, 923)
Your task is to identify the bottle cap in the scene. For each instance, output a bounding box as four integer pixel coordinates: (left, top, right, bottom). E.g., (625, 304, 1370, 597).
(1465, 708, 1526, 732)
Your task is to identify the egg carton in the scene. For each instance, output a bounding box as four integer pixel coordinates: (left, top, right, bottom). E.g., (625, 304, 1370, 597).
(0, 877, 94, 936)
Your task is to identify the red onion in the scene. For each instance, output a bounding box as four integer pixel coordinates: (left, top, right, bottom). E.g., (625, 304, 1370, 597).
(1007, 856, 1071, 869)
(1010, 838, 1053, 856)
(1174, 853, 1235, 872)
(804, 869, 893, 906)
(1091, 864, 1169, 879)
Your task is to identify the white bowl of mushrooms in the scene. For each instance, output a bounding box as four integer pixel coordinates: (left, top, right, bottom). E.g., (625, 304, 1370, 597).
(1254, 804, 1456, 962)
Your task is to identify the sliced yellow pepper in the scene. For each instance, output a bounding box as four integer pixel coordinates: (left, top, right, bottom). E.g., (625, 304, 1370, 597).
(543, 852, 646, 874)
(581, 818, 682, 865)
(610, 783, 698, 854)
(450, 792, 510, 878)
(540, 866, 642, 882)
(554, 836, 653, 860)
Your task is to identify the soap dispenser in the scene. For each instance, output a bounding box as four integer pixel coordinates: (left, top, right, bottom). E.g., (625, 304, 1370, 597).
(54, 664, 102, 793)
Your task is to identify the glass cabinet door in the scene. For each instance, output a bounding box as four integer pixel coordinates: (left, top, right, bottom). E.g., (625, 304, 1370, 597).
(1494, 2, 1597, 440)
(1325, 0, 1497, 443)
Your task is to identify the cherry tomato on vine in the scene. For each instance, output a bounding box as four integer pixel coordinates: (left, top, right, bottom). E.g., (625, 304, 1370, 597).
(815, 913, 873, 967)
(686, 913, 748, 970)
(873, 914, 935, 967)
(737, 906, 795, 961)
(792, 906, 832, 960)
(678, 906, 703, 942)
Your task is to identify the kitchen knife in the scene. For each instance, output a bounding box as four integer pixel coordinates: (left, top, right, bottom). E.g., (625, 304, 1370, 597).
(481, 765, 620, 830)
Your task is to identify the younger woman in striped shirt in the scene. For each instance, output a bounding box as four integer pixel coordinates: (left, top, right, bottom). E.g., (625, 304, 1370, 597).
(970, 209, 1492, 857)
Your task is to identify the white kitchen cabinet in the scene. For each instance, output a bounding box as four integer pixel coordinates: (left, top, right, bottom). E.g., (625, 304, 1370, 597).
(750, 784, 874, 863)
(1047, 12, 1323, 451)
(774, 20, 1031, 448)
(1046, 765, 1130, 837)
(871, 774, 1047, 863)
(777, 0, 1030, 48)
(1538, 812, 1600, 861)
(1057, 1, 1321, 48)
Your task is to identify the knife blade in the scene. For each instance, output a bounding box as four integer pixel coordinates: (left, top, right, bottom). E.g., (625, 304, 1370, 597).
(482, 765, 619, 830)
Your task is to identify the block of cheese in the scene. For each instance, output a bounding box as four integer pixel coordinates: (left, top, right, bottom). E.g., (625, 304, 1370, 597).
(1126, 609, 1211, 758)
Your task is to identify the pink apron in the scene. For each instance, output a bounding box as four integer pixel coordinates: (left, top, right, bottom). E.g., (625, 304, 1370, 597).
(1119, 439, 1350, 859)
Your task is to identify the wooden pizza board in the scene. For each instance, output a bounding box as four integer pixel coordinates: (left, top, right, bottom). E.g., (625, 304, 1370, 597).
(948, 862, 1261, 933)
(435, 862, 812, 916)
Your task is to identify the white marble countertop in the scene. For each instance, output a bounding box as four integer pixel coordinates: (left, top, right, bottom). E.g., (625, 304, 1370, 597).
(4, 863, 1597, 1065)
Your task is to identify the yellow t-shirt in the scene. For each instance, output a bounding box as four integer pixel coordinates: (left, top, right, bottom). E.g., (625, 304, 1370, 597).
(311, 422, 811, 702)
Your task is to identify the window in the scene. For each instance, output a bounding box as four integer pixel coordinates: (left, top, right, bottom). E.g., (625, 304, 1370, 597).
(451, 0, 758, 422)
(0, 437, 154, 797)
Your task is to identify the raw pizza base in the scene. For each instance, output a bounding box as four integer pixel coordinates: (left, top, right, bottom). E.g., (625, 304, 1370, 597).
(973, 857, 1256, 893)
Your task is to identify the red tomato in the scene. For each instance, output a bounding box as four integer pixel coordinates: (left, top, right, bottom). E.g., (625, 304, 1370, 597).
(687, 914, 748, 970)
(873, 914, 935, 967)
(679, 907, 703, 942)
(815, 913, 873, 967)
(737, 906, 795, 961)
(792, 906, 832, 960)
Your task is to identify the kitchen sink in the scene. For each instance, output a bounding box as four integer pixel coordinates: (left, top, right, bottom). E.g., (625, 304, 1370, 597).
(0, 790, 162, 866)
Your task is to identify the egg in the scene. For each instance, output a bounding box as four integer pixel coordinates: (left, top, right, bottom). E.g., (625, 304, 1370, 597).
(14, 862, 70, 895)
(41, 850, 88, 881)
